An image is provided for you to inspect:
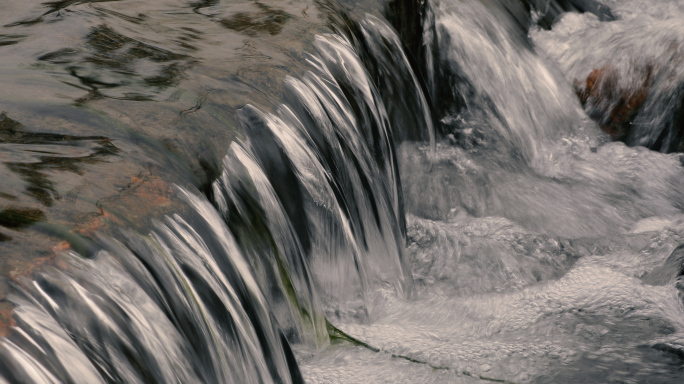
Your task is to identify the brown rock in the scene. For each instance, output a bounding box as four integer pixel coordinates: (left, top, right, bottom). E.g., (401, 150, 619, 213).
(574, 64, 653, 141)
(0, 302, 14, 338)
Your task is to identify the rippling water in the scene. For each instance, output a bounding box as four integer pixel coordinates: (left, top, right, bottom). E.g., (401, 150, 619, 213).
(2, 0, 684, 383)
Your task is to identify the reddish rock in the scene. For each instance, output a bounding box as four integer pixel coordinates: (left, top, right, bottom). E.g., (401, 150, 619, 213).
(0, 302, 14, 338)
(0, 253, 57, 339)
(574, 64, 653, 141)
(72, 173, 173, 238)
(0, 173, 175, 340)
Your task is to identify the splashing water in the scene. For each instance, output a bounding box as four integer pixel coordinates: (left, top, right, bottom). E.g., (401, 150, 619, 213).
(2, 0, 684, 383)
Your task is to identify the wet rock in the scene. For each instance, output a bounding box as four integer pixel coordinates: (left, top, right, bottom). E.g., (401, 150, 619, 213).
(0, 302, 14, 338)
(573, 64, 653, 142)
(71, 173, 174, 238)
(0, 249, 60, 338)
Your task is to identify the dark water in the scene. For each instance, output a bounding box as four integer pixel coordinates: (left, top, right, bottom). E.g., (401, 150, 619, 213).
(1, 0, 684, 383)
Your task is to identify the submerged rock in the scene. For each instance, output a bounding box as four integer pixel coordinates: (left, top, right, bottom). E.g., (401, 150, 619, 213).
(219, 3, 292, 36)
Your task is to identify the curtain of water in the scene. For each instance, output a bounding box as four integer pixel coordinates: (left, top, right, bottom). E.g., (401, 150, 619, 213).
(3, 0, 684, 383)
(0, 12, 432, 383)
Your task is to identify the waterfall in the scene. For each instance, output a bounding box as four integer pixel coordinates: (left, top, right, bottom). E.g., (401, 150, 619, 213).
(0, 10, 431, 383)
(3, 0, 684, 382)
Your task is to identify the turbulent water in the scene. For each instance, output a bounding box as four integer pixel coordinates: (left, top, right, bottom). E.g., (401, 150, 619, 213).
(2, 0, 684, 383)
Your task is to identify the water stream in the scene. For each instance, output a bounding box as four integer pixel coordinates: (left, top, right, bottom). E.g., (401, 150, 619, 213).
(1, 0, 684, 383)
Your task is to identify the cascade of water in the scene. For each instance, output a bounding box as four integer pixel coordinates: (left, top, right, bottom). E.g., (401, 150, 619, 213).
(389, 0, 684, 240)
(430, 0, 584, 160)
(0, 189, 302, 384)
(4, 0, 684, 383)
(0, 11, 433, 383)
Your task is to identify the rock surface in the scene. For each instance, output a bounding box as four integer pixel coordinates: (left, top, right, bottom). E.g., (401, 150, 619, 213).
(573, 63, 684, 152)
(574, 64, 653, 141)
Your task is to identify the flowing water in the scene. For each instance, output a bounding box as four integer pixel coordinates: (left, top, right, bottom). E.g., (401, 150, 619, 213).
(1, 0, 684, 383)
